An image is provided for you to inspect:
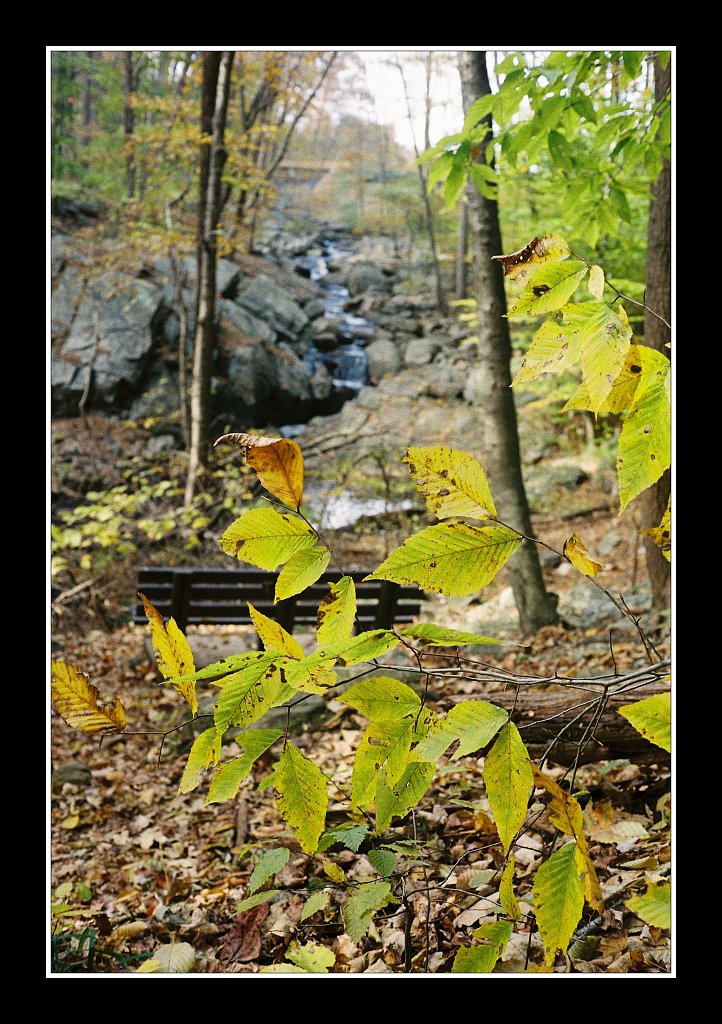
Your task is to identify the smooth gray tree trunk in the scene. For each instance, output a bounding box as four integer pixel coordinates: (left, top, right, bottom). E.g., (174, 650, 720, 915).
(458, 51, 558, 634)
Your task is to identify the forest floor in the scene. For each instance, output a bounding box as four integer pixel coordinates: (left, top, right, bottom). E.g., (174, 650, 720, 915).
(50, 416, 671, 975)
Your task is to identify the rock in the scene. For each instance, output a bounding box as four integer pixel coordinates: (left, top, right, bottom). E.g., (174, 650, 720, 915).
(303, 298, 326, 320)
(597, 530, 623, 555)
(310, 364, 333, 401)
(221, 338, 313, 422)
(545, 462, 590, 489)
(52, 761, 92, 787)
(539, 548, 563, 569)
(53, 276, 163, 414)
(128, 365, 181, 420)
(52, 234, 67, 277)
(145, 434, 176, 457)
(366, 339, 401, 381)
(236, 274, 311, 351)
(404, 337, 441, 367)
(385, 293, 436, 313)
(311, 317, 340, 342)
(423, 365, 467, 399)
(153, 255, 242, 299)
(162, 287, 197, 352)
(558, 581, 651, 630)
(354, 387, 385, 411)
(347, 262, 391, 296)
(218, 299, 277, 344)
(52, 195, 104, 221)
(313, 332, 340, 352)
(51, 265, 86, 337)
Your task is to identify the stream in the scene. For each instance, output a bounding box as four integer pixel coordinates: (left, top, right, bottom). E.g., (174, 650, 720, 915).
(295, 239, 372, 393)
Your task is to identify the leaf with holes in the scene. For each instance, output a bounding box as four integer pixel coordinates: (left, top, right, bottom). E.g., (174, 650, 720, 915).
(452, 920, 513, 973)
(617, 349, 670, 511)
(411, 700, 507, 763)
(483, 722, 533, 852)
(533, 841, 585, 965)
(352, 710, 432, 810)
(205, 730, 282, 804)
(280, 658, 336, 695)
(491, 233, 570, 285)
(276, 544, 330, 602)
(563, 342, 647, 414)
(214, 655, 288, 737)
(507, 260, 587, 317)
(214, 432, 303, 510)
(178, 727, 222, 795)
(563, 533, 605, 577)
(618, 692, 671, 753)
(285, 940, 336, 974)
(219, 507, 314, 568)
(626, 879, 670, 929)
(403, 446, 496, 520)
(51, 661, 126, 736)
(249, 847, 290, 895)
(248, 603, 304, 659)
(274, 742, 328, 854)
(366, 522, 521, 596)
(316, 576, 356, 647)
(641, 496, 671, 562)
(138, 593, 197, 714)
(342, 882, 395, 942)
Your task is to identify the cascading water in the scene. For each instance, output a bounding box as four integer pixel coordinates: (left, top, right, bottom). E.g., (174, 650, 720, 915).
(296, 239, 372, 393)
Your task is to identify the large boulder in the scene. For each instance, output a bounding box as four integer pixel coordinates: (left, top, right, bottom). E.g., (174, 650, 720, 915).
(221, 338, 313, 423)
(366, 339, 401, 382)
(347, 262, 391, 297)
(218, 299, 277, 344)
(153, 255, 242, 299)
(235, 275, 311, 352)
(53, 275, 163, 415)
(404, 337, 441, 367)
(51, 265, 86, 338)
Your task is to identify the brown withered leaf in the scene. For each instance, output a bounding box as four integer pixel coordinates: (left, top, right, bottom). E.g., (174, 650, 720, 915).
(219, 902, 270, 964)
(490, 233, 570, 284)
(214, 432, 304, 509)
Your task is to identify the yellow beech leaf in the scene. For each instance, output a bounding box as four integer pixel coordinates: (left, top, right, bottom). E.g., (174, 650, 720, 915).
(563, 533, 605, 577)
(139, 593, 197, 715)
(532, 765, 584, 837)
(248, 602, 304, 659)
(316, 576, 356, 647)
(214, 432, 304, 510)
(499, 855, 520, 921)
(640, 496, 671, 562)
(618, 692, 671, 753)
(51, 661, 126, 735)
(588, 264, 605, 300)
(321, 859, 346, 884)
(402, 445, 496, 520)
(626, 878, 671, 929)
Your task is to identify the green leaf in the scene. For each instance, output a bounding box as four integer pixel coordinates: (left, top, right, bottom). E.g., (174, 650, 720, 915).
(617, 349, 671, 510)
(452, 920, 513, 973)
(316, 576, 356, 648)
(219, 507, 314, 569)
(548, 129, 574, 171)
(317, 823, 369, 854)
(403, 445, 496, 520)
(499, 855, 520, 921)
(483, 722, 533, 851)
(213, 655, 287, 737)
(285, 940, 336, 973)
(563, 343, 646, 414)
(352, 710, 432, 810)
(279, 658, 336, 695)
(308, 630, 399, 667)
(571, 94, 596, 123)
(366, 522, 522, 597)
(248, 603, 304, 659)
(622, 51, 643, 79)
(507, 261, 588, 317)
(411, 700, 508, 762)
(178, 728, 221, 795)
(626, 879, 671, 929)
(618, 692, 671, 753)
(463, 94, 494, 132)
(275, 742, 328, 854)
(533, 841, 585, 965)
(426, 151, 454, 190)
(342, 881, 394, 942)
(205, 730, 282, 804)
(300, 890, 330, 921)
(400, 623, 508, 647)
(588, 265, 605, 301)
(339, 676, 420, 721)
(236, 890, 280, 914)
(375, 761, 435, 832)
(610, 186, 632, 223)
(444, 153, 468, 207)
(468, 162, 498, 200)
(369, 849, 397, 877)
(249, 847, 290, 895)
(275, 544, 330, 602)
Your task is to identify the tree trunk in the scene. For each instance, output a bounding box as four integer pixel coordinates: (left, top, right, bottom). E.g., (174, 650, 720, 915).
(123, 52, 136, 199)
(458, 51, 558, 634)
(396, 59, 448, 317)
(639, 55, 671, 614)
(185, 51, 234, 506)
(455, 198, 469, 299)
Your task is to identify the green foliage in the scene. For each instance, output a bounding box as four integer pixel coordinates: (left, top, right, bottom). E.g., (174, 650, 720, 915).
(249, 847, 290, 895)
(274, 742, 328, 854)
(452, 920, 513, 973)
(483, 722, 534, 852)
(618, 693, 671, 752)
(533, 841, 586, 965)
(342, 882, 396, 942)
(626, 879, 671, 929)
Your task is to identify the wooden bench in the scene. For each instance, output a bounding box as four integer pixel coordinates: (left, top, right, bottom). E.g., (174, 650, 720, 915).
(132, 567, 422, 636)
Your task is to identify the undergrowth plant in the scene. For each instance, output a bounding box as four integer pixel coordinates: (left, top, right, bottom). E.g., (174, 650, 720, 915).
(51, 235, 671, 974)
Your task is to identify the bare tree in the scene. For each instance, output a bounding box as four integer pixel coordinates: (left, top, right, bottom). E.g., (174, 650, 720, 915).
(184, 51, 234, 505)
(458, 51, 558, 634)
